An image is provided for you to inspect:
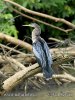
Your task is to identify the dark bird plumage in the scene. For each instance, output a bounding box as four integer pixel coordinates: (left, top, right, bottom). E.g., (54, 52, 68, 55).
(23, 23, 54, 79)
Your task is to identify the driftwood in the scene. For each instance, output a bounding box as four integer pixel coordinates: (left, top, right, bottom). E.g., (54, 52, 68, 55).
(0, 34, 75, 95)
(0, 55, 26, 71)
(51, 46, 75, 58)
(0, 33, 75, 58)
(60, 66, 75, 76)
(4, 0, 75, 29)
(2, 63, 40, 93)
(0, 55, 74, 95)
(53, 72, 75, 82)
(0, 71, 6, 82)
(11, 55, 36, 64)
(0, 33, 32, 51)
(0, 43, 35, 64)
(0, 1, 75, 95)
(48, 37, 64, 43)
(0, 43, 27, 56)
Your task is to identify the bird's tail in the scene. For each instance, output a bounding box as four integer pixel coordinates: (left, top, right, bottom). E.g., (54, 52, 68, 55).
(43, 66, 54, 79)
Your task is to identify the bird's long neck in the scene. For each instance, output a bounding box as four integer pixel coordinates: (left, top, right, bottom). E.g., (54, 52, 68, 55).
(32, 27, 41, 43)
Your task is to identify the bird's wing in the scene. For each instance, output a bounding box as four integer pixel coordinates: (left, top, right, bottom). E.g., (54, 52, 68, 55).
(41, 38, 53, 65)
(33, 41, 46, 67)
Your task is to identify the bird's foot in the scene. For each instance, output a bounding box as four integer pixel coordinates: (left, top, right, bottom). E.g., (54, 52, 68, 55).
(45, 77, 52, 82)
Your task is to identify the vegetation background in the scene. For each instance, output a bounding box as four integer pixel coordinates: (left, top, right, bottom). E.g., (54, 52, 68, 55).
(0, 0, 75, 42)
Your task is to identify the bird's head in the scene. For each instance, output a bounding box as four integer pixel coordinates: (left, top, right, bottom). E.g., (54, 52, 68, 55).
(23, 23, 40, 28)
(23, 23, 41, 42)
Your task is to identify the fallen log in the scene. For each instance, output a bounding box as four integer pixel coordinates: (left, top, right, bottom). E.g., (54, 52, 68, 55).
(0, 33, 75, 58)
(60, 66, 75, 76)
(0, 33, 32, 51)
(51, 46, 75, 58)
(1, 63, 40, 94)
(14, 54, 36, 64)
(0, 71, 6, 82)
(0, 55, 26, 71)
(0, 56, 74, 95)
(0, 43, 28, 56)
(53, 72, 75, 82)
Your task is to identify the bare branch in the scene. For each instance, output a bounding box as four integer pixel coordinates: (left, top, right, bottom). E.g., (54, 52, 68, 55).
(0, 55, 73, 95)
(51, 46, 75, 57)
(4, 0, 75, 29)
(13, 8, 69, 33)
(52, 72, 75, 82)
(0, 33, 75, 57)
(0, 43, 27, 55)
(0, 47, 74, 95)
(2, 63, 40, 92)
(0, 33, 32, 51)
(0, 55, 26, 71)
(48, 37, 64, 43)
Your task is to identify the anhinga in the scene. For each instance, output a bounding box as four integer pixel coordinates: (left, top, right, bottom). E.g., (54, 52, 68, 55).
(23, 23, 54, 80)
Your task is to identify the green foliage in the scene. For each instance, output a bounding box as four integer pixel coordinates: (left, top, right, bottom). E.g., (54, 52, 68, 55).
(0, 0, 18, 38)
(13, 0, 75, 39)
(1, 0, 75, 40)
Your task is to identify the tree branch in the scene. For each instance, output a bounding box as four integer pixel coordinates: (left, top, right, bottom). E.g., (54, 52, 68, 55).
(4, 0, 75, 29)
(0, 55, 74, 96)
(0, 41, 74, 95)
(51, 46, 75, 57)
(2, 63, 40, 93)
(53, 72, 75, 82)
(0, 55, 26, 71)
(0, 43, 28, 56)
(0, 33, 32, 51)
(12, 8, 71, 33)
(48, 37, 64, 43)
(0, 33, 75, 58)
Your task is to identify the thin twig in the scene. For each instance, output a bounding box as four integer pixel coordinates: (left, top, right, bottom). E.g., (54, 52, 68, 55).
(0, 55, 26, 71)
(0, 43, 31, 56)
(5, 44, 19, 56)
(0, 44, 6, 55)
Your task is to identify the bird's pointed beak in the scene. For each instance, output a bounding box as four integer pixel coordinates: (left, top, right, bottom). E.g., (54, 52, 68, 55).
(22, 24, 32, 27)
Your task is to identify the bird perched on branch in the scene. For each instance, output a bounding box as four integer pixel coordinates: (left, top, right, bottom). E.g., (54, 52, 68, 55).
(23, 23, 54, 80)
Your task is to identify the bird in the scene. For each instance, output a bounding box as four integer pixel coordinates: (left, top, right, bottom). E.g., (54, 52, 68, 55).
(23, 23, 54, 80)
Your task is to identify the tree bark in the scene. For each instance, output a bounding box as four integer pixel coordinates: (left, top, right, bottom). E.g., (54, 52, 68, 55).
(0, 56, 74, 95)
(2, 63, 40, 92)
(0, 55, 26, 71)
(53, 72, 75, 82)
(0, 33, 32, 51)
